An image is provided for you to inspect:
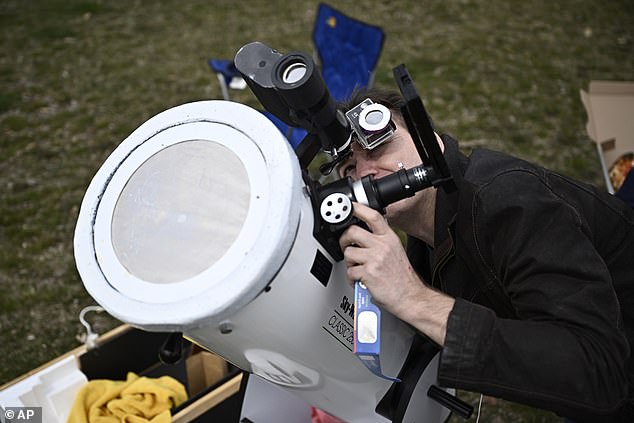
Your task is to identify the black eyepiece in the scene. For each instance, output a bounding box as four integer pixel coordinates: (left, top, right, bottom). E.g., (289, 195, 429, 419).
(272, 52, 327, 111)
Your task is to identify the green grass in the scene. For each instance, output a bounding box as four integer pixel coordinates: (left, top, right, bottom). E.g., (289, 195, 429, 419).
(1, 0, 633, 420)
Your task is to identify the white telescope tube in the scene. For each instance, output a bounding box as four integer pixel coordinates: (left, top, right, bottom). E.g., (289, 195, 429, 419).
(74, 101, 451, 422)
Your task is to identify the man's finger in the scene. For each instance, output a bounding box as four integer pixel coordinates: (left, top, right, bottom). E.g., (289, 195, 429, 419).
(346, 265, 365, 284)
(342, 245, 366, 266)
(338, 224, 373, 250)
(352, 202, 389, 234)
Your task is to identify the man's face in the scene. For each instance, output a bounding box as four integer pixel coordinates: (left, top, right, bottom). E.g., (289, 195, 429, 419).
(336, 115, 425, 224)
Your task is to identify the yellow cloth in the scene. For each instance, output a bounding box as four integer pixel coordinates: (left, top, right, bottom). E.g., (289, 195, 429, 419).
(67, 372, 187, 423)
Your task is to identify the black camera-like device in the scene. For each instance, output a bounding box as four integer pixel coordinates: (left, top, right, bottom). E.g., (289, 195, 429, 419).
(345, 98, 395, 150)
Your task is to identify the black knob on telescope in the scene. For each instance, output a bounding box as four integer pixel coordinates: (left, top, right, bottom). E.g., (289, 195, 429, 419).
(158, 332, 184, 365)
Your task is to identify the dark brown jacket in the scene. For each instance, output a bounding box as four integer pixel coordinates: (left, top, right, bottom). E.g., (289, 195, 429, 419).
(408, 135, 634, 422)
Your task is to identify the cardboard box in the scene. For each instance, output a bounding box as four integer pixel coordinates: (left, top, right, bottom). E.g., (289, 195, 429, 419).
(580, 81, 634, 192)
(0, 325, 244, 423)
(185, 348, 228, 396)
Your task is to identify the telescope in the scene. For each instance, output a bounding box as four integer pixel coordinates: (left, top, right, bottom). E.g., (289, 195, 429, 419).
(74, 42, 467, 422)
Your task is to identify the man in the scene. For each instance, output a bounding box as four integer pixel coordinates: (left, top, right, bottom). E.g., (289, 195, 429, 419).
(336, 88, 634, 422)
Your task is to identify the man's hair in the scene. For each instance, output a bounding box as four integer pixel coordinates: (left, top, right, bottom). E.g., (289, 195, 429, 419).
(338, 87, 406, 118)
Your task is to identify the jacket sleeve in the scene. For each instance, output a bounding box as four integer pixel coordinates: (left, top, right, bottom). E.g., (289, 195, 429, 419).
(437, 169, 630, 421)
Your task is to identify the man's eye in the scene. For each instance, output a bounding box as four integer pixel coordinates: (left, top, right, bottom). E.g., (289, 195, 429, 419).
(341, 164, 356, 177)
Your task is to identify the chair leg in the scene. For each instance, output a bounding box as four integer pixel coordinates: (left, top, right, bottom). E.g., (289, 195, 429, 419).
(216, 73, 230, 101)
(367, 71, 376, 88)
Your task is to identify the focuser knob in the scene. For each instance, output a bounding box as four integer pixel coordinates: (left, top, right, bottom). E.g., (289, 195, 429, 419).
(320, 192, 353, 224)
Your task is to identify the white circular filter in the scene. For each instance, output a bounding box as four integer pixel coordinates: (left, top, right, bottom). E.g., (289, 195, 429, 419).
(358, 103, 391, 133)
(74, 101, 303, 329)
(110, 140, 249, 284)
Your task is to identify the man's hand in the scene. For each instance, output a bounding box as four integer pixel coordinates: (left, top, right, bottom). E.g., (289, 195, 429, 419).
(338, 202, 421, 314)
(338, 202, 455, 346)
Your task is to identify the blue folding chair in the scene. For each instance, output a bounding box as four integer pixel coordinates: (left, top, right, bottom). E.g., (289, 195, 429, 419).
(312, 2, 385, 101)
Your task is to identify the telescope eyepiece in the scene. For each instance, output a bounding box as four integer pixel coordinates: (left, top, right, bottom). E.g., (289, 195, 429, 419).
(281, 62, 308, 84)
(272, 52, 326, 111)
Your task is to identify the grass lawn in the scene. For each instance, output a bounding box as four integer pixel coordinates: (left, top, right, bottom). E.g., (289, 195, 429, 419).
(1, 0, 632, 421)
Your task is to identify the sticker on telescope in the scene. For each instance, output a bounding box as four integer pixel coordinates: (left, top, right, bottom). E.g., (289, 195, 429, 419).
(353, 281, 401, 382)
